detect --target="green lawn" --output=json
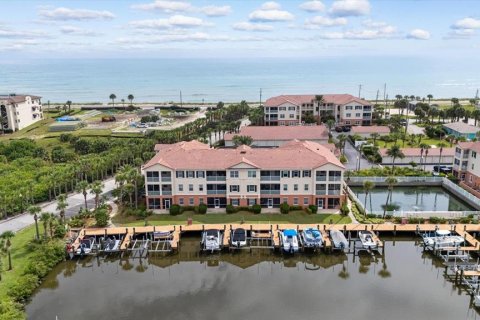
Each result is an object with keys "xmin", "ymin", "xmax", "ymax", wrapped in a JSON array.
[
  {"xmin": 0, "ymin": 226, "xmax": 36, "ymax": 299},
  {"xmin": 113, "ymin": 210, "xmax": 352, "ymax": 227},
  {"xmin": 371, "ymin": 137, "xmax": 449, "ymax": 148}
]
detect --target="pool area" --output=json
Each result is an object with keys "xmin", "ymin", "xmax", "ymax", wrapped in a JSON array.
[{"xmin": 351, "ymin": 186, "xmax": 475, "ymax": 213}]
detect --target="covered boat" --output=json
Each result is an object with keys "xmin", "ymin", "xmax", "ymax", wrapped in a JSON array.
[
  {"xmin": 300, "ymin": 228, "xmax": 323, "ymax": 249},
  {"xmin": 279, "ymin": 229, "xmax": 299, "ymax": 253},
  {"xmin": 358, "ymin": 231, "xmax": 378, "ymax": 250},
  {"xmin": 422, "ymin": 230, "xmax": 464, "ymax": 249},
  {"xmin": 201, "ymin": 229, "xmax": 223, "ymax": 252},
  {"xmin": 76, "ymin": 237, "xmax": 96, "ymax": 255},
  {"xmin": 330, "ymin": 229, "xmax": 348, "ymax": 251},
  {"xmin": 230, "ymin": 228, "xmax": 247, "ymax": 248},
  {"xmin": 103, "ymin": 236, "xmax": 121, "ymax": 253}
]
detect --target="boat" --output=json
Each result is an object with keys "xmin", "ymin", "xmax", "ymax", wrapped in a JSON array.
[
  {"xmin": 76, "ymin": 237, "xmax": 96, "ymax": 255},
  {"xmin": 230, "ymin": 228, "xmax": 247, "ymax": 248},
  {"xmin": 422, "ymin": 230, "xmax": 464, "ymax": 249},
  {"xmin": 279, "ymin": 229, "xmax": 299, "ymax": 253},
  {"xmin": 300, "ymin": 228, "xmax": 323, "ymax": 249},
  {"xmin": 358, "ymin": 231, "xmax": 378, "ymax": 250},
  {"xmin": 201, "ymin": 229, "xmax": 223, "ymax": 252},
  {"xmin": 330, "ymin": 229, "xmax": 348, "ymax": 251},
  {"xmin": 103, "ymin": 236, "xmax": 121, "ymax": 253}
]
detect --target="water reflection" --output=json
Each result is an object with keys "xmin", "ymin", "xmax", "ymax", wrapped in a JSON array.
[{"xmin": 26, "ymin": 236, "xmax": 480, "ymax": 320}]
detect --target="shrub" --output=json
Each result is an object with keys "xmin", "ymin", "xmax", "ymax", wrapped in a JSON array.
[
  {"xmin": 340, "ymin": 154, "xmax": 347, "ymax": 164},
  {"xmin": 308, "ymin": 205, "xmax": 318, "ymax": 214},
  {"xmin": 95, "ymin": 208, "xmax": 109, "ymax": 227},
  {"xmin": 198, "ymin": 203, "xmax": 207, "ymax": 214},
  {"xmin": 408, "ymin": 217, "xmax": 425, "ymax": 224},
  {"xmin": 280, "ymin": 202, "xmax": 290, "ymax": 214},
  {"xmin": 290, "ymin": 205, "xmax": 302, "ymax": 211},
  {"xmin": 68, "ymin": 217, "xmax": 84, "ymax": 228},
  {"xmin": 226, "ymin": 204, "xmax": 236, "ymax": 214},
  {"xmin": 54, "ymin": 224, "xmax": 67, "ymax": 238},
  {"xmin": 428, "ymin": 216, "xmax": 447, "ymax": 224},
  {"xmin": 59, "ymin": 133, "xmax": 73, "ymax": 142},
  {"xmin": 169, "ymin": 204, "xmax": 181, "ymax": 215},
  {"xmin": 340, "ymin": 202, "xmax": 350, "ymax": 215},
  {"xmin": 0, "ymin": 299, "xmax": 24, "ymax": 320},
  {"xmin": 252, "ymin": 204, "xmax": 261, "ymax": 214},
  {"xmin": 8, "ymin": 274, "xmax": 39, "ymax": 302}
]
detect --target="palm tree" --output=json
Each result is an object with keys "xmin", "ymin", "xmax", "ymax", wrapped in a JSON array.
[
  {"xmin": 437, "ymin": 142, "xmax": 447, "ymax": 170},
  {"xmin": 121, "ymin": 99, "xmax": 125, "ymax": 109},
  {"xmin": 383, "ymin": 176, "xmax": 397, "ymax": 217},
  {"xmin": 232, "ymin": 135, "xmax": 253, "ymax": 146},
  {"xmin": 56, "ymin": 194, "xmax": 68, "ymax": 224},
  {"xmin": 386, "ymin": 145, "xmax": 405, "ymax": 174},
  {"xmin": 109, "ymin": 94, "xmax": 117, "ymax": 107},
  {"xmin": 337, "ymin": 134, "xmax": 347, "ymax": 155},
  {"xmin": 90, "ymin": 181, "xmax": 104, "ymax": 210},
  {"xmin": 370, "ymin": 133, "xmax": 380, "ymax": 145},
  {"xmin": 128, "ymin": 94, "xmax": 134, "ymax": 108},
  {"xmin": 0, "ymin": 231, "xmax": 15, "ymax": 270},
  {"xmin": 39, "ymin": 212, "xmax": 51, "ymax": 239},
  {"xmin": 315, "ymin": 95, "xmax": 324, "ymax": 124},
  {"xmin": 326, "ymin": 119, "xmax": 335, "ymax": 132},
  {"xmin": 423, "ymin": 145, "xmax": 431, "ymax": 171},
  {"xmin": 427, "ymin": 94, "xmax": 433, "ymax": 104},
  {"xmin": 75, "ymin": 180, "xmax": 90, "ymax": 210},
  {"xmin": 362, "ymin": 180, "xmax": 374, "ymax": 218},
  {"xmin": 27, "ymin": 205, "xmax": 41, "ymax": 240},
  {"xmin": 66, "ymin": 100, "xmax": 72, "ymax": 113}
]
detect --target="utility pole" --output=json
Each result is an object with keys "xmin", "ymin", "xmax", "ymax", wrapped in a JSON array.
[
  {"xmin": 383, "ymin": 83, "xmax": 386, "ymax": 102},
  {"xmin": 475, "ymin": 89, "xmax": 479, "ymax": 106},
  {"xmin": 358, "ymin": 84, "xmax": 362, "ymax": 98},
  {"xmin": 375, "ymin": 89, "xmax": 379, "ymax": 106},
  {"xmin": 259, "ymin": 88, "xmax": 262, "ymax": 106},
  {"xmin": 180, "ymin": 90, "xmax": 183, "ymax": 108}
]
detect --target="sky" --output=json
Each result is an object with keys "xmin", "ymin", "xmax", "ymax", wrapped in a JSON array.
[{"xmin": 0, "ymin": 0, "xmax": 479, "ymax": 59}]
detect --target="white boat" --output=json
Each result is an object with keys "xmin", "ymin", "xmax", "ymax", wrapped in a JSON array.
[
  {"xmin": 330, "ymin": 229, "xmax": 348, "ymax": 251},
  {"xmin": 201, "ymin": 229, "xmax": 223, "ymax": 252},
  {"xmin": 103, "ymin": 236, "xmax": 121, "ymax": 252},
  {"xmin": 76, "ymin": 237, "xmax": 95, "ymax": 255},
  {"xmin": 475, "ymin": 295, "xmax": 480, "ymax": 308},
  {"xmin": 358, "ymin": 231, "xmax": 378, "ymax": 250},
  {"xmin": 422, "ymin": 230, "xmax": 464, "ymax": 249},
  {"xmin": 300, "ymin": 228, "xmax": 323, "ymax": 249},
  {"xmin": 230, "ymin": 228, "xmax": 247, "ymax": 248},
  {"xmin": 279, "ymin": 229, "xmax": 299, "ymax": 253}
]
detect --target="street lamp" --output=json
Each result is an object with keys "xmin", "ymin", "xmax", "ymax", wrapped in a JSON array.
[{"xmin": 356, "ymin": 155, "xmax": 360, "ymax": 171}]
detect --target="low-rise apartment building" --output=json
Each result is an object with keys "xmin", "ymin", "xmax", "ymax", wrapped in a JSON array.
[
  {"xmin": 224, "ymin": 125, "xmax": 329, "ymax": 147},
  {"xmin": 0, "ymin": 94, "xmax": 43, "ymax": 131},
  {"xmin": 143, "ymin": 140, "xmax": 345, "ymax": 211},
  {"xmin": 263, "ymin": 94, "xmax": 372, "ymax": 127},
  {"xmin": 453, "ymin": 142, "xmax": 480, "ymax": 193}
]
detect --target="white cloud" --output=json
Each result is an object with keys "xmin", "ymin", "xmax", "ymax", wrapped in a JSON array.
[
  {"xmin": 261, "ymin": 2, "xmax": 282, "ymax": 10},
  {"xmin": 305, "ymin": 16, "xmax": 347, "ymax": 28},
  {"xmin": 445, "ymin": 28, "xmax": 475, "ymax": 39},
  {"xmin": 200, "ymin": 5, "xmax": 231, "ymax": 17},
  {"xmin": 39, "ymin": 7, "xmax": 115, "ymax": 21},
  {"xmin": 115, "ymin": 32, "xmax": 231, "ymax": 43},
  {"xmin": 129, "ymin": 15, "xmax": 212, "ymax": 29},
  {"xmin": 407, "ymin": 29, "xmax": 430, "ymax": 40},
  {"xmin": 249, "ymin": 3, "xmax": 294, "ymax": 22},
  {"xmin": 299, "ymin": 1, "xmax": 325, "ymax": 12},
  {"xmin": 362, "ymin": 19, "xmax": 387, "ymax": 28},
  {"xmin": 0, "ymin": 25, "xmax": 48, "ymax": 39},
  {"xmin": 60, "ymin": 26, "xmax": 100, "ymax": 36},
  {"xmin": 318, "ymin": 25, "xmax": 396, "ymax": 40},
  {"xmin": 232, "ymin": 22, "xmax": 274, "ymax": 32},
  {"xmin": 131, "ymin": 1, "xmax": 192, "ymax": 13},
  {"xmin": 329, "ymin": 0, "xmax": 370, "ymax": 17},
  {"xmin": 451, "ymin": 17, "xmax": 480, "ymax": 29}
]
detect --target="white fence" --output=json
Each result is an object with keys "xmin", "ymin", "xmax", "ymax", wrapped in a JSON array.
[{"xmin": 347, "ymin": 176, "xmax": 444, "ymax": 184}]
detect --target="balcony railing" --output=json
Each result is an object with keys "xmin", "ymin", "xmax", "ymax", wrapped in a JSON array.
[
  {"xmin": 260, "ymin": 176, "xmax": 280, "ymax": 181},
  {"xmin": 207, "ymin": 190, "xmax": 227, "ymax": 195},
  {"xmin": 260, "ymin": 190, "xmax": 281, "ymax": 195},
  {"xmin": 328, "ymin": 176, "xmax": 342, "ymax": 182},
  {"xmin": 161, "ymin": 177, "xmax": 171, "ymax": 182},
  {"xmin": 206, "ymin": 176, "xmax": 226, "ymax": 181},
  {"xmin": 461, "ymin": 166, "xmax": 468, "ymax": 171},
  {"xmin": 455, "ymin": 153, "xmax": 462, "ymax": 158},
  {"xmin": 162, "ymin": 191, "xmax": 172, "ymax": 195},
  {"xmin": 328, "ymin": 190, "xmax": 341, "ymax": 195},
  {"xmin": 147, "ymin": 177, "xmax": 160, "ymax": 182},
  {"xmin": 147, "ymin": 191, "xmax": 160, "ymax": 196},
  {"xmin": 316, "ymin": 176, "xmax": 327, "ymax": 181},
  {"xmin": 315, "ymin": 190, "xmax": 327, "ymax": 195}
]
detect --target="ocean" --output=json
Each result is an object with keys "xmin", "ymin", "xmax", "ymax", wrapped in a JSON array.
[{"xmin": 0, "ymin": 57, "xmax": 479, "ymax": 103}]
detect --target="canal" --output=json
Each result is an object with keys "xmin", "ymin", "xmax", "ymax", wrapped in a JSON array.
[
  {"xmin": 26, "ymin": 236, "xmax": 479, "ymax": 320},
  {"xmin": 351, "ymin": 186, "xmax": 475, "ymax": 212}
]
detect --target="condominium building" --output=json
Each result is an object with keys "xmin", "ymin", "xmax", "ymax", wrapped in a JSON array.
[
  {"xmin": 263, "ymin": 94, "xmax": 372, "ymax": 126},
  {"xmin": 0, "ymin": 94, "xmax": 43, "ymax": 131},
  {"xmin": 453, "ymin": 142, "xmax": 480, "ymax": 194},
  {"xmin": 143, "ymin": 140, "xmax": 345, "ymax": 211}
]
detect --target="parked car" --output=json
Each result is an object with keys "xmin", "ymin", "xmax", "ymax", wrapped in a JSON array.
[
  {"xmin": 342, "ymin": 126, "xmax": 351, "ymax": 132},
  {"xmin": 136, "ymin": 123, "xmax": 148, "ymax": 128},
  {"xmin": 335, "ymin": 126, "xmax": 343, "ymax": 132}
]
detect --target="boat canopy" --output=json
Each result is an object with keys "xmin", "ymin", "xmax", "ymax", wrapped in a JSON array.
[
  {"xmin": 436, "ymin": 230, "xmax": 451, "ymax": 236},
  {"xmin": 283, "ymin": 229, "xmax": 297, "ymax": 236},
  {"xmin": 306, "ymin": 228, "xmax": 321, "ymax": 238}
]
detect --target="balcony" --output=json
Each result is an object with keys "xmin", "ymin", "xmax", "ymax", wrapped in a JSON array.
[
  {"xmin": 315, "ymin": 190, "xmax": 327, "ymax": 195},
  {"xmin": 162, "ymin": 191, "xmax": 172, "ymax": 195},
  {"xmin": 328, "ymin": 190, "xmax": 341, "ymax": 195},
  {"xmin": 316, "ymin": 176, "xmax": 327, "ymax": 182},
  {"xmin": 328, "ymin": 176, "xmax": 342, "ymax": 182},
  {"xmin": 147, "ymin": 191, "xmax": 160, "ymax": 196},
  {"xmin": 206, "ymin": 176, "xmax": 226, "ymax": 181},
  {"xmin": 461, "ymin": 165, "xmax": 468, "ymax": 171},
  {"xmin": 455, "ymin": 153, "xmax": 462, "ymax": 158},
  {"xmin": 260, "ymin": 176, "xmax": 280, "ymax": 181},
  {"xmin": 260, "ymin": 190, "xmax": 281, "ymax": 195},
  {"xmin": 147, "ymin": 177, "xmax": 160, "ymax": 182},
  {"xmin": 207, "ymin": 190, "xmax": 227, "ymax": 195}
]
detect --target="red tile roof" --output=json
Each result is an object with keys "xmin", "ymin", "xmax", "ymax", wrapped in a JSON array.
[
  {"xmin": 351, "ymin": 126, "xmax": 390, "ymax": 134},
  {"xmin": 264, "ymin": 94, "xmax": 370, "ymax": 107},
  {"xmin": 145, "ymin": 140, "xmax": 344, "ymax": 170},
  {"xmin": 458, "ymin": 141, "xmax": 480, "ymax": 153},
  {"xmin": 0, "ymin": 94, "xmax": 41, "ymax": 104},
  {"xmin": 379, "ymin": 147, "xmax": 455, "ymax": 157},
  {"xmin": 224, "ymin": 125, "xmax": 328, "ymax": 142}
]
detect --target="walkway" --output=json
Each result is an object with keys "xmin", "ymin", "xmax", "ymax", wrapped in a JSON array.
[{"xmin": 0, "ymin": 178, "xmax": 117, "ymax": 234}]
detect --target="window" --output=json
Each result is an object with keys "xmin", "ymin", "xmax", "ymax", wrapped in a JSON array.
[
  {"xmin": 355, "ymin": 106, "xmax": 362, "ymax": 110},
  {"xmin": 288, "ymin": 106, "xmax": 296, "ymax": 111},
  {"xmin": 248, "ymin": 198, "xmax": 256, "ymax": 206},
  {"xmin": 282, "ymin": 170, "xmax": 290, "ymax": 178},
  {"xmin": 231, "ymin": 199, "xmax": 239, "ymax": 206},
  {"xmin": 196, "ymin": 171, "xmax": 205, "ymax": 178},
  {"xmin": 472, "ymin": 164, "xmax": 475, "ymax": 170},
  {"xmin": 328, "ymin": 184, "xmax": 341, "ymax": 195},
  {"xmin": 199, "ymin": 198, "xmax": 204, "ymax": 204},
  {"xmin": 302, "ymin": 170, "xmax": 311, "ymax": 177},
  {"xmin": 316, "ymin": 171, "xmax": 327, "ymax": 181},
  {"xmin": 293, "ymin": 198, "xmax": 298, "ymax": 205},
  {"xmin": 346, "ymin": 113, "xmax": 351, "ymax": 117},
  {"xmin": 188, "ymin": 184, "xmax": 193, "ymax": 191},
  {"xmin": 279, "ymin": 107, "xmax": 286, "ymax": 111},
  {"xmin": 289, "ymin": 114, "xmax": 294, "ymax": 118},
  {"xmin": 454, "ymin": 159, "xmax": 460, "ymax": 165},
  {"xmin": 248, "ymin": 170, "xmax": 257, "ymax": 178},
  {"xmin": 148, "ymin": 198, "xmax": 161, "ymax": 210},
  {"xmin": 176, "ymin": 171, "xmax": 184, "ymax": 178},
  {"xmin": 199, "ymin": 184, "xmax": 204, "ymax": 191},
  {"xmin": 230, "ymin": 170, "xmax": 239, "ymax": 178},
  {"xmin": 470, "ymin": 175, "xmax": 473, "ymax": 182},
  {"xmin": 294, "ymin": 184, "xmax": 298, "ymax": 191},
  {"xmin": 283, "ymin": 184, "xmax": 288, "ymax": 191},
  {"xmin": 179, "ymin": 198, "xmax": 184, "ymax": 205},
  {"xmin": 230, "ymin": 185, "xmax": 240, "ymax": 192},
  {"xmin": 283, "ymin": 198, "xmax": 288, "ymax": 203},
  {"xmin": 247, "ymin": 185, "xmax": 257, "ymax": 192},
  {"xmin": 187, "ymin": 171, "xmax": 195, "ymax": 178},
  {"xmin": 345, "ymin": 121, "xmax": 351, "ymax": 125},
  {"xmin": 280, "ymin": 114, "xmax": 285, "ymax": 119},
  {"xmin": 303, "ymin": 197, "xmax": 309, "ymax": 205},
  {"xmin": 473, "ymin": 151, "xmax": 477, "ymax": 159},
  {"xmin": 304, "ymin": 184, "xmax": 309, "ymax": 191},
  {"xmin": 178, "ymin": 184, "xmax": 184, "ymax": 191},
  {"xmin": 292, "ymin": 170, "xmax": 300, "ymax": 178},
  {"xmin": 345, "ymin": 106, "xmax": 353, "ymax": 110},
  {"xmin": 189, "ymin": 198, "xmax": 194, "ymax": 205},
  {"xmin": 329, "ymin": 171, "xmax": 342, "ymax": 181},
  {"xmin": 455, "ymin": 147, "xmax": 461, "ymax": 153},
  {"xmin": 355, "ymin": 113, "xmax": 361, "ymax": 117},
  {"xmin": 146, "ymin": 171, "xmax": 159, "ymax": 182},
  {"xmin": 355, "ymin": 121, "xmax": 360, "ymax": 125}
]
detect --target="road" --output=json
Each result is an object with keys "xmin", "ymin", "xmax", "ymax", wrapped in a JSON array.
[
  {"xmin": 0, "ymin": 178, "xmax": 117, "ymax": 234},
  {"xmin": 331, "ymin": 131, "xmax": 375, "ymax": 171}
]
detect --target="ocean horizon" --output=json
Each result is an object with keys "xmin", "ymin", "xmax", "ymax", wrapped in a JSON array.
[{"xmin": 1, "ymin": 57, "xmax": 479, "ymax": 104}]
